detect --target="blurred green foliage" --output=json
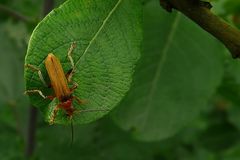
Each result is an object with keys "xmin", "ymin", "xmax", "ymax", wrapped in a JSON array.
[
  {"xmin": 1, "ymin": 0, "xmax": 240, "ymax": 159},
  {"xmin": 113, "ymin": 1, "xmax": 224, "ymax": 141}
]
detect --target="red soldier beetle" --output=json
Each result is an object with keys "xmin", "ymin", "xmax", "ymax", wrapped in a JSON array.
[{"xmin": 25, "ymin": 42, "xmax": 109, "ymax": 125}]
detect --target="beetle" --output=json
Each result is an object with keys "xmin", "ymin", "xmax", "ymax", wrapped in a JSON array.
[{"xmin": 25, "ymin": 42, "xmax": 108, "ymax": 124}]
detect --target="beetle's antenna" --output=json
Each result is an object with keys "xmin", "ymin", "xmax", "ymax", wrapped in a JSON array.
[
  {"xmin": 70, "ymin": 119, "xmax": 74, "ymax": 147},
  {"xmin": 77, "ymin": 108, "xmax": 110, "ymax": 113}
]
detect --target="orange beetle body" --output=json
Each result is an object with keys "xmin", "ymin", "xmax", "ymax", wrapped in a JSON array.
[{"xmin": 45, "ymin": 53, "xmax": 75, "ymax": 118}]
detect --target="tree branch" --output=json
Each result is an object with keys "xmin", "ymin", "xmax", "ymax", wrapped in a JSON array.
[
  {"xmin": 0, "ymin": 4, "xmax": 33, "ymax": 23},
  {"xmin": 160, "ymin": 0, "xmax": 240, "ymax": 58},
  {"xmin": 25, "ymin": 106, "xmax": 38, "ymax": 158},
  {"xmin": 43, "ymin": 0, "xmax": 54, "ymax": 16}
]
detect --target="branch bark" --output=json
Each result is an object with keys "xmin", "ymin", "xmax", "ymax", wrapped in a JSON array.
[{"xmin": 160, "ymin": 0, "xmax": 240, "ymax": 58}]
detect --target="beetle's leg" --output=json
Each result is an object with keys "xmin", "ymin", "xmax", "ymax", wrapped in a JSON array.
[
  {"xmin": 73, "ymin": 96, "xmax": 87, "ymax": 105},
  {"xmin": 67, "ymin": 42, "xmax": 77, "ymax": 69},
  {"xmin": 24, "ymin": 90, "xmax": 47, "ymax": 99},
  {"xmin": 24, "ymin": 90, "xmax": 55, "ymax": 100},
  {"xmin": 49, "ymin": 104, "xmax": 61, "ymax": 125},
  {"xmin": 46, "ymin": 95, "xmax": 55, "ymax": 100},
  {"xmin": 66, "ymin": 42, "xmax": 77, "ymax": 82},
  {"xmin": 65, "ymin": 69, "xmax": 73, "ymax": 83},
  {"xmin": 70, "ymin": 82, "xmax": 78, "ymax": 92},
  {"xmin": 25, "ymin": 64, "xmax": 48, "ymax": 87}
]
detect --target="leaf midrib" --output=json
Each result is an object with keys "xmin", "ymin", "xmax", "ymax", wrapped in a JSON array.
[
  {"xmin": 74, "ymin": 0, "xmax": 122, "ymax": 68},
  {"xmin": 28, "ymin": 0, "xmax": 122, "ymax": 83},
  {"xmin": 141, "ymin": 13, "xmax": 181, "ymax": 129}
]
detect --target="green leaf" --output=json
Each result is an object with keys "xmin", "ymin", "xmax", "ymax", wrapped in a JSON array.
[
  {"xmin": 222, "ymin": 144, "xmax": 240, "ymax": 160},
  {"xmin": 24, "ymin": 0, "xmax": 142, "ymax": 124},
  {"xmin": 223, "ymin": 0, "xmax": 240, "ymax": 14},
  {"xmin": 112, "ymin": 0, "xmax": 225, "ymax": 141},
  {"xmin": 218, "ymin": 57, "xmax": 240, "ymax": 129},
  {"xmin": 217, "ymin": 57, "xmax": 240, "ymax": 105}
]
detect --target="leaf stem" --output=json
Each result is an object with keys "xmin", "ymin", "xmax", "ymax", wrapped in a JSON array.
[{"xmin": 160, "ymin": 0, "xmax": 240, "ymax": 58}]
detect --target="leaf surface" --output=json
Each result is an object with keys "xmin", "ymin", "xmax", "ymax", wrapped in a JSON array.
[{"xmin": 24, "ymin": 0, "xmax": 142, "ymax": 124}]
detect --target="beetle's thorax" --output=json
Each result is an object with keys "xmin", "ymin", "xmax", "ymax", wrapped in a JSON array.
[
  {"xmin": 60, "ymin": 99, "xmax": 75, "ymax": 116},
  {"xmin": 61, "ymin": 98, "xmax": 73, "ymax": 109}
]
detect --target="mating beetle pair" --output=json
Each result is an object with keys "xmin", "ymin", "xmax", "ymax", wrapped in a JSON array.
[{"xmin": 25, "ymin": 42, "xmax": 108, "ymax": 124}]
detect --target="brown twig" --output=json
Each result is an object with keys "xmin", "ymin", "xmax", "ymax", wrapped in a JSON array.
[
  {"xmin": 0, "ymin": 4, "xmax": 33, "ymax": 23},
  {"xmin": 160, "ymin": 0, "xmax": 240, "ymax": 58},
  {"xmin": 43, "ymin": 0, "xmax": 54, "ymax": 16},
  {"xmin": 25, "ymin": 106, "xmax": 38, "ymax": 158}
]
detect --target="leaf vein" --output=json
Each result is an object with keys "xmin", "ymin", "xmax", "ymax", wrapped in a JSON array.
[
  {"xmin": 74, "ymin": 0, "xmax": 122, "ymax": 68},
  {"xmin": 141, "ymin": 13, "xmax": 181, "ymax": 129}
]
